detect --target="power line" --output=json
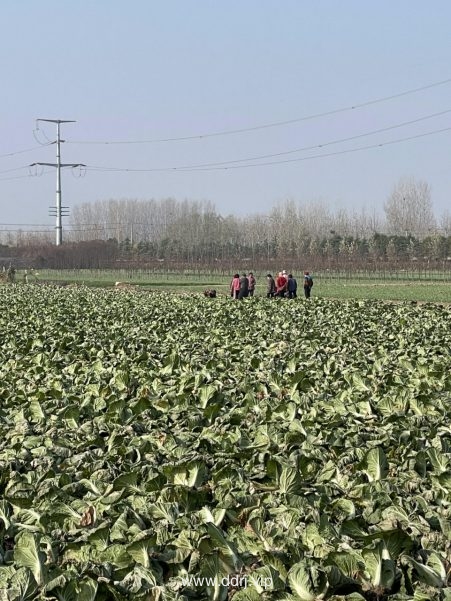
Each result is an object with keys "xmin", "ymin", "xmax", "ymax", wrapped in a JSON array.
[
  {"xmin": 0, "ymin": 223, "xmax": 54, "ymax": 227},
  {"xmin": 90, "ymin": 108, "xmax": 451, "ymax": 171},
  {"xmin": 182, "ymin": 126, "xmax": 451, "ymax": 171},
  {"xmin": 0, "ymin": 229, "xmax": 55, "ymax": 234},
  {"xmin": 84, "ymin": 124, "xmax": 451, "ymax": 174},
  {"xmin": 0, "ymin": 166, "xmax": 29, "ymax": 176},
  {"xmin": 66, "ymin": 75, "xmax": 451, "ymax": 144},
  {"xmin": 185, "ymin": 108, "xmax": 451, "ymax": 169},
  {"xmin": 0, "ymin": 222, "xmax": 153, "ymax": 229},
  {"xmin": 9, "ymin": 102, "xmax": 444, "ymax": 174},
  {"xmin": 0, "ymin": 170, "xmax": 69, "ymax": 183},
  {"xmin": 0, "ymin": 143, "xmax": 52, "ymax": 159},
  {"xmin": 0, "ymin": 164, "xmax": 74, "ymax": 177}
]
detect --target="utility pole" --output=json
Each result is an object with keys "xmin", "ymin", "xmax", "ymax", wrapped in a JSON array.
[{"xmin": 31, "ymin": 119, "xmax": 85, "ymax": 246}]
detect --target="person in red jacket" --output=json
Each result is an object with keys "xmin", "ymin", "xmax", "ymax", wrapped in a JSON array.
[
  {"xmin": 275, "ymin": 271, "xmax": 288, "ymax": 297},
  {"xmin": 230, "ymin": 273, "xmax": 240, "ymax": 299}
]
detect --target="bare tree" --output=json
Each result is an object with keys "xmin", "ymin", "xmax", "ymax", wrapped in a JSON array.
[
  {"xmin": 384, "ymin": 177, "xmax": 435, "ymax": 238},
  {"xmin": 298, "ymin": 199, "xmax": 332, "ymax": 239},
  {"xmin": 440, "ymin": 211, "xmax": 451, "ymax": 236}
]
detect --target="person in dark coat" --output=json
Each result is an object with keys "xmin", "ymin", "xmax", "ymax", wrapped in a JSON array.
[
  {"xmin": 248, "ymin": 272, "xmax": 256, "ymax": 297},
  {"xmin": 287, "ymin": 274, "xmax": 297, "ymax": 298},
  {"xmin": 303, "ymin": 271, "xmax": 313, "ymax": 298},
  {"xmin": 266, "ymin": 274, "xmax": 276, "ymax": 298},
  {"xmin": 238, "ymin": 273, "xmax": 249, "ymax": 299}
]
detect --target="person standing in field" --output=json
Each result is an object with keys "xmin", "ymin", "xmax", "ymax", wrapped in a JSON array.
[
  {"xmin": 303, "ymin": 271, "xmax": 313, "ymax": 298},
  {"xmin": 6, "ymin": 265, "xmax": 16, "ymax": 283},
  {"xmin": 287, "ymin": 273, "xmax": 297, "ymax": 298},
  {"xmin": 248, "ymin": 272, "xmax": 256, "ymax": 297},
  {"xmin": 238, "ymin": 273, "xmax": 249, "ymax": 299},
  {"xmin": 230, "ymin": 273, "xmax": 240, "ymax": 299},
  {"xmin": 275, "ymin": 271, "xmax": 288, "ymax": 297},
  {"xmin": 266, "ymin": 274, "xmax": 276, "ymax": 298}
]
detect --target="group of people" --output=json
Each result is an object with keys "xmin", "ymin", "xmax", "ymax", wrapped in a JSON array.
[
  {"xmin": 230, "ymin": 272, "xmax": 256, "ymax": 299},
  {"xmin": 1, "ymin": 265, "xmax": 16, "ymax": 283},
  {"xmin": 266, "ymin": 270, "xmax": 313, "ymax": 299},
  {"xmin": 229, "ymin": 270, "xmax": 313, "ymax": 300},
  {"xmin": 0, "ymin": 265, "xmax": 39, "ymax": 284}
]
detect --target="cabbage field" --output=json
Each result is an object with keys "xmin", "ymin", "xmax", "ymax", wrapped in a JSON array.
[{"xmin": 0, "ymin": 286, "xmax": 450, "ymax": 601}]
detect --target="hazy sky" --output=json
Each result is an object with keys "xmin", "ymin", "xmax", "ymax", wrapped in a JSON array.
[{"xmin": 1, "ymin": 1, "xmax": 451, "ymax": 235}]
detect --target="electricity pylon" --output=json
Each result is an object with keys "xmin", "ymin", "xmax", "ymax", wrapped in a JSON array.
[{"xmin": 31, "ymin": 119, "xmax": 85, "ymax": 246}]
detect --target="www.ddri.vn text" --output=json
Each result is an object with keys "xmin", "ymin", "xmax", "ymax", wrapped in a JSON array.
[{"xmin": 181, "ymin": 575, "xmax": 273, "ymax": 589}]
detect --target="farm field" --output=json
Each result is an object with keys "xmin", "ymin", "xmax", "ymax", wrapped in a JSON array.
[
  {"xmin": 23, "ymin": 269, "xmax": 451, "ymax": 303},
  {"xmin": 0, "ymin": 287, "xmax": 451, "ymax": 600},
  {"xmin": 319, "ymin": 281, "xmax": 451, "ymax": 303}
]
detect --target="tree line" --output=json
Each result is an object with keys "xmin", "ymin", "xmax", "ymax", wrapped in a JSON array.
[{"xmin": 1, "ymin": 177, "xmax": 451, "ymax": 271}]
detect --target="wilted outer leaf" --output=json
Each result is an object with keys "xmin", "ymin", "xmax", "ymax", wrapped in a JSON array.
[
  {"xmin": 287, "ymin": 561, "xmax": 328, "ymax": 601},
  {"xmin": 362, "ymin": 541, "xmax": 395, "ymax": 590},
  {"xmin": 363, "ymin": 447, "xmax": 388, "ymax": 481},
  {"xmin": 14, "ymin": 532, "xmax": 45, "ymax": 586}
]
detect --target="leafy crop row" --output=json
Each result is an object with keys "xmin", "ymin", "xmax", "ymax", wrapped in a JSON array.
[{"xmin": 0, "ymin": 286, "xmax": 450, "ymax": 600}]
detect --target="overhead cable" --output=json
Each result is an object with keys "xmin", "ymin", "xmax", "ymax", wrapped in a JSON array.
[
  {"xmin": 66, "ymin": 76, "xmax": 451, "ymax": 144},
  {"xmin": 183, "ymin": 126, "xmax": 451, "ymax": 171},
  {"xmin": 0, "ymin": 168, "xmax": 55, "ymax": 182},
  {"xmin": 0, "ymin": 143, "xmax": 52, "ymax": 159},
  {"xmin": 84, "ymin": 125, "xmax": 451, "ymax": 173},
  {"xmin": 89, "ymin": 108, "xmax": 451, "ymax": 170}
]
